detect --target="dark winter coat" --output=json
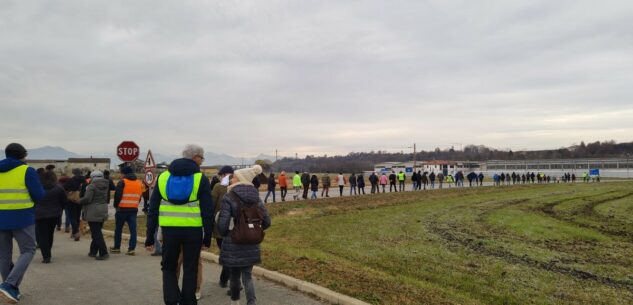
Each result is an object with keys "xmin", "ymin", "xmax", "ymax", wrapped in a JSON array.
[
  {"xmin": 145, "ymin": 158, "xmax": 214, "ymax": 248},
  {"xmin": 429, "ymin": 172, "xmax": 436, "ymax": 182},
  {"xmin": 218, "ymin": 184, "xmax": 271, "ymax": 267},
  {"xmin": 267, "ymin": 176, "xmax": 276, "ymax": 191},
  {"xmin": 310, "ymin": 175, "xmax": 319, "ymax": 191},
  {"xmin": 349, "ymin": 174, "xmax": 357, "ymax": 186},
  {"xmin": 389, "ymin": 173, "xmax": 397, "ymax": 183},
  {"xmin": 35, "ymin": 179, "xmax": 66, "ymax": 220},
  {"xmin": 356, "ymin": 175, "xmax": 365, "ymax": 188},
  {"xmin": 301, "ymin": 173, "xmax": 310, "ymax": 187},
  {"xmin": 368, "ymin": 173, "xmax": 378, "ymax": 184}
]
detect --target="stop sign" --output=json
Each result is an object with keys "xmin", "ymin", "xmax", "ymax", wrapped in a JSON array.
[{"xmin": 117, "ymin": 141, "xmax": 140, "ymax": 162}]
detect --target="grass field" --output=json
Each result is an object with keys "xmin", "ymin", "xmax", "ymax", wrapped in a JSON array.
[{"xmin": 110, "ymin": 182, "xmax": 633, "ymax": 305}]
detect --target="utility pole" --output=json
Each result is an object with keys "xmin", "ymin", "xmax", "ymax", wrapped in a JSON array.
[
  {"xmin": 275, "ymin": 149, "xmax": 278, "ymax": 162},
  {"xmin": 413, "ymin": 143, "xmax": 417, "ymax": 170},
  {"xmin": 295, "ymin": 152, "xmax": 298, "ymax": 160}
]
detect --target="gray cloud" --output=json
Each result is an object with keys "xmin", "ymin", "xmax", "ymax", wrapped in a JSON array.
[{"xmin": 1, "ymin": 0, "xmax": 633, "ymax": 158}]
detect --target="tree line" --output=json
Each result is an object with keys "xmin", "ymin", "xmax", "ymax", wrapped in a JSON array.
[{"xmin": 269, "ymin": 140, "xmax": 633, "ymax": 173}]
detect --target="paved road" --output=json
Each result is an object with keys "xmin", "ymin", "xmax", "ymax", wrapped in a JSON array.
[{"xmin": 13, "ymin": 231, "xmax": 325, "ymax": 305}]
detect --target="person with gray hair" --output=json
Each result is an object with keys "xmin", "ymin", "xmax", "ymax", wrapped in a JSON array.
[
  {"xmin": 146, "ymin": 144, "xmax": 213, "ymax": 305},
  {"xmin": 182, "ymin": 144, "xmax": 205, "ymax": 162}
]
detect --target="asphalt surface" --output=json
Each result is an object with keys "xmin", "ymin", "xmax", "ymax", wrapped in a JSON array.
[{"xmin": 12, "ymin": 231, "xmax": 325, "ymax": 305}]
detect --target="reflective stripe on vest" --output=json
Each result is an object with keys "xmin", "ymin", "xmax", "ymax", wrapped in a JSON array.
[
  {"xmin": 119, "ymin": 178, "xmax": 143, "ymax": 208},
  {"xmin": 0, "ymin": 165, "xmax": 34, "ymax": 210},
  {"xmin": 157, "ymin": 171, "xmax": 203, "ymax": 227}
]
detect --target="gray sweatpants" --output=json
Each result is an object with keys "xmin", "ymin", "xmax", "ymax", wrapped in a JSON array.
[{"xmin": 0, "ymin": 224, "xmax": 36, "ymax": 288}]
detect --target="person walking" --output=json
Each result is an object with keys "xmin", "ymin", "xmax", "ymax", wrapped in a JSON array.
[
  {"xmin": 62, "ymin": 168, "xmax": 86, "ymax": 241},
  {"xmin": 429, "ymin": 172, "xmax": 436, "ymax": 189},
  {"xmin": 278, "ymin": 171, "xmax": 287, "ymax": 202},
  {"xmin": 348, "ymin": 173, "xmax": 357, "ymax": 196},
  {"xmin": 310, "ymin": 175, "xmax": 319, "ymax": 199},
  {"xmin": 300, "ymin": 171, "xmax": 310, "ymax": 200},
  {"xmin": 110, "ymin": 166, "xmax": 143, "ymax": 256},
  {"xmin": 368, "ymin": 172, "xmax": 378, "ymax": 194},
  {"xmin": 389, "ymin": 171, "xmax": 397, "ymax": 192},
  {"xmin": 397, "ymin": 171, "xmax": 406, "ymax": 192},
  {"xmin": 0, "ymin": 143, "xmax": 45, "ymax": 303},
  {"xmin": 337, "ymin": 172, "xmax": 346, "ymax": 196},
  {"xmin": 263, "ymin": 173, "xmax": 276, "ymax": 204},
  {"xmin": 379, "ymin": 173, "xmax": 388, "ymax": 193},
  {"xmin": 356, "ymin": 174, "xmax": 366, "ymax": 195},
  {"xmin": 320, "ymin": 172, "xmax": 331, "ymax": 197},
  {"xmin": 79, "ymin": 171, "xmax": 111, "ymax": 260},
  {"xmin": 145, "ymin": 144, "xmax": 214, "ymax": 305},
  {"xmin": 478, "ymin": 172, "xmax": 484, "ymax": 186},
  {"xmin": 437, "ymin": 172, "xmax": 444, "ymax": 189},
  {"xmin": 217, "ymin": 165, "xmax": 271, "ymax": 305},
  {"xmin": 292, "ymin": 171, "xmax": 302, "ymax": 201},
  {"xmin": 35, "ymin": 170, "xmax": 66, "ymax": 264},
  {"xmin": 411, "ymin": 171, "xmax": 418, "ymax": 191},
  {"xmin": 211, "ymin": 165, "xmax": 234, "ymax": 289},
  {"xmin": 420, "ymin": 172, "xmax": 428, "ymax": 190}
]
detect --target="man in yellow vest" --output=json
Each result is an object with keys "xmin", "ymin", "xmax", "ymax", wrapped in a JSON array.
[
  {"xmin": 111, "ymin": 166, "xmax": 143, "ymax": 256},
  {"xmin": 145, "ymin": 144, "xmax": 213, "ymax": 305},
  {"xmin": 0, "ymin": 143, "xmax": 45, "ymax": 303}
]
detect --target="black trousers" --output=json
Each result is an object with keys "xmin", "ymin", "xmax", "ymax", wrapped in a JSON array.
[
  {"xmin": 88, "ymin": 221, "xmax": 108, "ymax": 257},
  {"xmin": 216, "ymin": 238, "xmax": 229, "ymax": 284},
  {"xmin": 390, "ymin": 182, "xmax": 397, "ymax": 192},
  {"xmin": 36, "ymin": 217, "xmax": 58, "ymax": 259},
  {"xmin": 162, "ymin": 230, "xmax": 202, "ymax": 305},
  {"xmin": 68, "ymin": 204, "xmax": 82, "ymax": 235},
  {"xmin": 280, "ymin": 187, "xmax": 287, "ymax": 200},
  {"xmin": 302, "ymin": 185, "xmax": 309, "ymax": 199}
]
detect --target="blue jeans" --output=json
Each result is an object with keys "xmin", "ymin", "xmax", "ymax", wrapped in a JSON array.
[
  {"xmin": 264, "ymin": 190, "xmax": 275, "ymax": 202},
  {"xmin": 114, "ymin": 210, "xmax": 137, "ymax": 250},
  {"xmin": 0, "ymin": 225, "xmax": 36, "ymax": 288}
]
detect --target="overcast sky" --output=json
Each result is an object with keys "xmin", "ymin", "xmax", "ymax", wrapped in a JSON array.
[{"xmin": 1, "ymin": 0, "xmax": 632, "ymax": 157}]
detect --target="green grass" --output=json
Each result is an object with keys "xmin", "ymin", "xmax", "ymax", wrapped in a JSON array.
[{"xmin": 110, "ymin": 181, "xmax": 633, "ymax": 305}]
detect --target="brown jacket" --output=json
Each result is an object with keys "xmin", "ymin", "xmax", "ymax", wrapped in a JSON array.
[{"xmin": 211, "ymin": 183, "xmax": 228, "ymax": 239}]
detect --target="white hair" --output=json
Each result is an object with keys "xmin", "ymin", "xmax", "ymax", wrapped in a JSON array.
[{"xmin": 182, "ymin": 144, "xmax": 205, "ymax": 160}]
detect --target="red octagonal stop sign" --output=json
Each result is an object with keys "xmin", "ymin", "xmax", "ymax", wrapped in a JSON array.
[{"xmin": 117, "ymin": 141, "xmax": 140, "ymax": 162}]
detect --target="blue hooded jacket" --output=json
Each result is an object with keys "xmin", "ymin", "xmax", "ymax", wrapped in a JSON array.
[{"xmin": 0, "ymin": 158, "xmax": 46, "ymax": 230}]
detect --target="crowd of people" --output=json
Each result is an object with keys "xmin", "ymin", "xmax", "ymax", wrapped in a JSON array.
[
  {"xmin": 0, "ymin": 143, "xmax": 270, "ymax": 305},
  {"xmin": 0, "ymin": 142, "xmax": 603, "ymax": 305}
]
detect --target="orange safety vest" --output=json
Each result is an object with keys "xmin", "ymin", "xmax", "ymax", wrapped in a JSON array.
[{"xmin": 119, "ymin": 179, "xmax": 143, "ymax": 208}]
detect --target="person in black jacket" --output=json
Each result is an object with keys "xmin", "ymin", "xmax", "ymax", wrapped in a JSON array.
[
  {"xmin": 35, "ymin": 171, "xmax": 67, "ymax": 263},
  {"xmin": 264, "ymin": 173, "xmax": 276, "ymax": 203},
  {"xmin": 356, "ymin": 174, "xmax": 366, "ymax": 195},
  {"xmin": 389, "ymin": 172, "xmax": 397, "ymax": 192},
  {"xmin": 63, "ymin": 168, "xmax": 87, "ymax": 241},
  {"xmin": 301, "ymin": 171, "xmax": 310, "ymax": 200},
  {"xmin": 368, "ymin": 172, "xmax": 378, "ymax": 194},
  {"xmin": 145, "ymin": 145, "xmax": 214, "ymax": 305},
  {"xmin": 310, "ymin": 174, "xmax": 319, "ymax": 199}
]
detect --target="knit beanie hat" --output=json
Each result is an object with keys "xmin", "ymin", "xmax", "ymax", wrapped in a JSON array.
[
  {"xmin": 90, "ymin": 170, "xmax": 104, "ymax": 179},
  {"xmin": 233, "ymin": 165, "xmax": 262, "ymax": 184},
  {"xmin": 5, "ymin": 143, "xmax": 27, "ymax": 159},
  {"xmin": 121, "ymin": 166, "xmax": 133, "ymax": 175}
]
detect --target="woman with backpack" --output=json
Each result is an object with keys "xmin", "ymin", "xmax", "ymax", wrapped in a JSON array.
[{"xmin": 218, "ymin": 165, "xmax": 271, "ymax": 305}]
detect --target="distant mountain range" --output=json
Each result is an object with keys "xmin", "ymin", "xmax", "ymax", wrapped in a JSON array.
[{"xmin": 26, "ymin": 146, "xmax": 277, "ymax": 167}]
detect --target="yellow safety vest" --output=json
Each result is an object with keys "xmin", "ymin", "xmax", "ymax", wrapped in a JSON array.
[
  {"xmin": 0, "ymin": 165, "xmax": 34, "ymax": 210},
  {"xmin": 157, "ymin": 171, "xmax": 203, "ymax": 227},
  {"xmin": 398, "ymin": 173, "xmax": 405, "ymax": 181}
]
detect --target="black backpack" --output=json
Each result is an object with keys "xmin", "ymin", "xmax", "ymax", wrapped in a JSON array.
[{"xmin": 228, "ymin": 192, "xmax": 265, "ymax": 245}]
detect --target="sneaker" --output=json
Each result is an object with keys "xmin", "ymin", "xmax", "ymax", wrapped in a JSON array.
[
  {"xmin": 227, "ymin": 287, "xmax": 243, "ymax": 296},
  {"xmin": 64, "ymin": 227, "xmax": 70, "ymax": 233},
  {"xmin": 126, "ymin": 250, "xmax": 135, "ymax": 256},
  {"xmin": 110, "ymin": 248, "xmax": 121, "ymax": 254},
  {"xmin": 95, "ymin": 254, "xmax": 110, "ymax": 261},
  {"xmin": 0, "ymin": 282, "xmax": 19, "ymax": 304},
  {"xmin": 195, "ymin": 292, "xmax": 201, "ymax": 300},
  {"xmin": 88, "ymin": 253, "xmax": 97, "ymax": 258},
  {"xmin": 42, "ymin": 257, "xmax": 51, "ymax": 264}
]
